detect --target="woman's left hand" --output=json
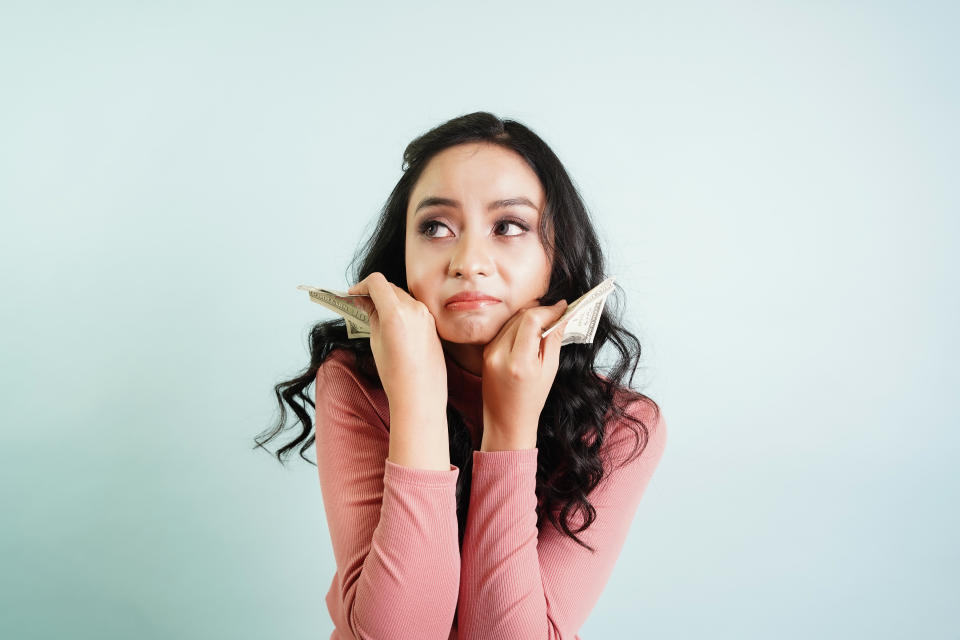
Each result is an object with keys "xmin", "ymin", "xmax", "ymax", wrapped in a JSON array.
[{"xmin": 481, "ymin": 299, "xmax": 569, "ymax": 451}]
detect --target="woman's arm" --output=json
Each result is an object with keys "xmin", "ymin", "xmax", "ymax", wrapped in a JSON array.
[
  {"xmin": 347, "ymin": 272, "xmax": 451, "ymax": 471},
  {"xmin": 456, "ymin": 403, "xmax": 668, "ymax": 639},
  {"xmin": 315, "ymin": 353, "xmax": 460, "ymax": 640}
]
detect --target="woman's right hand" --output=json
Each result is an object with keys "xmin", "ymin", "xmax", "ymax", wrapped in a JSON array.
[{"xmin": 347, "ymin": 272, "xmax": 448, "ymax": 416}]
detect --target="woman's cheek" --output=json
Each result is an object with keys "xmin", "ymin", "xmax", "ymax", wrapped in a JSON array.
[{"xmin": 406, "ymin": 279, "xmax": 434, "ymax": 313}]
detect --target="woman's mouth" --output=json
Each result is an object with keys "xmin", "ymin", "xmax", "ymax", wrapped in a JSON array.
[
  {"xmin": 445, "ymin": 299, "xmax": 500, "ymax": 311},
  {"xmin": 444, "ymin": 291, "xmax": 501, "ymax": 311}
]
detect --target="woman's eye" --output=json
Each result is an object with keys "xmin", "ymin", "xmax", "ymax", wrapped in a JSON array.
[
  {"xmin": 495, "ymin": 219, "xmax": 528, "ymax": 236},
  {"xmin": 419, "ymin": 217, "xmax": 528, "ymax": 238},
  {"xmin": 420, "ymin": 220, "xmax": 453, "ymax": 238}
]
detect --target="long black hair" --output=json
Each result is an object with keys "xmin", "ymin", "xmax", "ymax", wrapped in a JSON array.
[{"xmin": 254, "ymin": 111, "xmax": 660, "ymax": 553}]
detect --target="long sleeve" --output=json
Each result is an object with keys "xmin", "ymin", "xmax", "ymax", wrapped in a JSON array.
[
  {"xmin": 456, "ymin": 401, "xmax": 668, "ymax": 639},
  {"xmin": 314, "ymin": 352, "xmax": 462, "ymax": 640}
]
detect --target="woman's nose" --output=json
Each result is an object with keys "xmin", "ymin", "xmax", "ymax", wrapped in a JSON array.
[{"xmin": 448, "ymin": 234, "xmax": 494, "ymax": 279}]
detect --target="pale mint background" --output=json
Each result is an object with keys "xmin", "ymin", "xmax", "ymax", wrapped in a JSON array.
[{"xmin": 1, "ymin": 1, "xmax": 957, "ymax": 638}]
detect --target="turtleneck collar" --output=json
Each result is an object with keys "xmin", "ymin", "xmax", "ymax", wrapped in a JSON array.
[{"xmin": 443, "ymin": 349, "xmax": 483, "ymax": 446}]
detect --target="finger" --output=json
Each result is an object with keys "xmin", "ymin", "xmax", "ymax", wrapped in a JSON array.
[
  {"xmin": 321, "ymin": 284, "xmax": 375, "ymax": 317},
  {"xmin": 540, "ymin": 307, "xmax": 572, "ymax": 339},
  {"xmin": 541, "ymin": 315, "xmax": 570, "ymax": 347},
  {"xmin": 343, "ymin": 279, "xmax": 376, "ymax": 316},
  {"xmin": 347, "ymin": 272, "xmax": 400, "ymax": 318},
  {"xmin": 484, "ymin": 307, "xmax": 524, "ymax": 361},
  {"xmin": 342, "ymin": 291, "xmax": 375, "ymax": 316},
  {"xmin": 513, "ymin": 300, "xmax": 567, "ymax": 359},
  {"xmin": 541, "ymin": 313, "xmax": 566, "ymax": 363},
  {"xmin": 389, "ymin": 282, "xmax": 426, "ymax": 312}
]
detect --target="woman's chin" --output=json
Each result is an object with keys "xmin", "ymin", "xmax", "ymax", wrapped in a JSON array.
[{"xmin": 438, "ymin": 317, "xmax": 501, "ymax": 345}]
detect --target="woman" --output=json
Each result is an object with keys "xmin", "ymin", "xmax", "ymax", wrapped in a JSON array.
[{"xmin": 256, "ymin": 111, "xmax": 668, "ymax": 639}]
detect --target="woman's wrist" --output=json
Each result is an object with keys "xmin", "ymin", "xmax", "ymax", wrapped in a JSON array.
[
  {"xmin": 480, "ymin": 423, "xmax": 537, "ymax": 452},
  {"xmin": 388, "ymin": 405, "xmax": 451, "ymax": 471},
  {"xmin": 387, "ymin": 388, "xmax": 447, "ymax": 421}
]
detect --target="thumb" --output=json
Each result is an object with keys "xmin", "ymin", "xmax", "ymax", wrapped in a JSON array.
[
  {"xmin": 551, "ymin": 313, "xmax": 570, "ymax": 342},
  {"xmin": 552, "ymin": 299, "xmax": 568, "ymax": 319},
  {"xmin": 536, "ymin": 299, "xmax": 568, "ymax": 341},
  {"xmin": 544, "ymin": 309, "xmax": 568, "ymax": 360}
]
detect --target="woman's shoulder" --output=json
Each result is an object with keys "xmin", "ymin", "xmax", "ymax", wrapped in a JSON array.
[
  {"xmin": 600, "ymin": 383, "xmax": 668, "ymax": 467},
  {"xmin": 316, "ymin": 347, "xmax": 358, "ymax": 383},
  {"xmin": 594, "ymin": 373, "xmax": 663, "ymax": 426},
  {"xmin": 315, "ymin": 347, "xmax": 388, "ymax": 415},
  {"xmin": 318, "ymin": 347, "xmax": 378, "ymax": 383},
  {"xmin": 614, "ymin": 386, "xmax": 663, "ymax": 424},
  {"xmin": 319, "ymin": 346, "xmax": 357, "ymax": 371}
]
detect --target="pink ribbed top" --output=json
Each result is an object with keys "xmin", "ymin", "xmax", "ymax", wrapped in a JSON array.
[{"xmin": 314, "ymin": 347, "xmax": 667, "ymax": 640}]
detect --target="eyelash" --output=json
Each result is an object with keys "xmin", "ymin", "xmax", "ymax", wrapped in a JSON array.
[{"xmin": 417, "ymin": 217, "xmax": 530, "ymax": 238}]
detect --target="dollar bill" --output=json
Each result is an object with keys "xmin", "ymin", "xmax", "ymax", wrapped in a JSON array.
[
  {"xmin": 296, "ymin": 285, "xmax": 371, "ymax": 339},
  {"xmin": 540, "ymin": 277, "xmax": 616, "ymax": 345}
]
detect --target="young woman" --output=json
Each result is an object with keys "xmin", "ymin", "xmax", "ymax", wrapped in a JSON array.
[{"xmin": 256, "ymin": 111, "xmax": 668, "ymax": 640}]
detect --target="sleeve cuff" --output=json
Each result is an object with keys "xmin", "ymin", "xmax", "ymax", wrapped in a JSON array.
[
  {"xmin": 383, "ymin": 458, "xmax": 460, "ymax": 487},
  {"xmin": 472, "ymin": 447, "xmax": 539, "ymax": 469}
]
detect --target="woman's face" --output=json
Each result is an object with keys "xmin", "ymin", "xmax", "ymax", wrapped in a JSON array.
[{"xmin": 405, "ymin": 141, "xmax": 553, "ymax": 347}]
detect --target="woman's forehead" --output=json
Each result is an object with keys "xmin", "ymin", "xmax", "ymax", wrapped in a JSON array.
[{"xmin": 408, "ymin": 144, "xmax": 545, "ymax": 215}]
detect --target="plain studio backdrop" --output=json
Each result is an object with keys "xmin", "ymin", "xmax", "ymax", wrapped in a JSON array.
[{"xmin": 1, "ymin": 1, "xmax": 956, "ymax": 638}]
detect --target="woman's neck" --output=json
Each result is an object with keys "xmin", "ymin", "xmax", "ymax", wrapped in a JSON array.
[{"xmin": 441, "ymin": 341, "xmax": 484, "ymax": 377}]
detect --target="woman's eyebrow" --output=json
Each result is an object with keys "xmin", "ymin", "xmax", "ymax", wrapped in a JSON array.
[{"xmin": 414, "ymin": 196, "xmax": 538, "ymax": 213}]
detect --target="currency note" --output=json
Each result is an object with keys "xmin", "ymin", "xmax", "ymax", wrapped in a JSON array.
[
  {"xmin": 540, "ymin": 277, "xmax": 616, "ymax": 345},
  {"xmin": 296, "ymin": 285, "xmax": 371, "ymax": 339}
]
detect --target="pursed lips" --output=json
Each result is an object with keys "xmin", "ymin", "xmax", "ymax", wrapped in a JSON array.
[{"xmin": 444, "ymin": 292, "xmax": 501, "ymax": 309}]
